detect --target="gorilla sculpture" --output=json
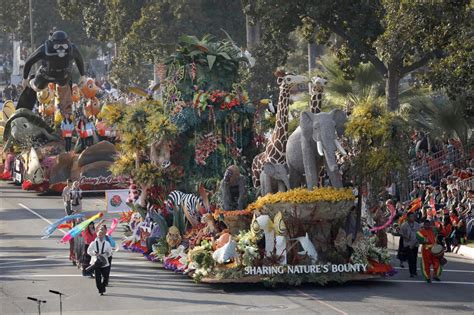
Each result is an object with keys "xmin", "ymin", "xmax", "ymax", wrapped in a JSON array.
[{"xmin": 220, "ymin": 165, "xmax": 247, "ymax": 210}]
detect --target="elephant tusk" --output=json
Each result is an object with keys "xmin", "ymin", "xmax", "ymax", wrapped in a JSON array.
[
  {"xmin": 317, "ymin": 141, "xmax": 324, "ymax": 156},
  {"xmin": 335, "ymin": 139, "xmax": 347, "ymax": 155}
]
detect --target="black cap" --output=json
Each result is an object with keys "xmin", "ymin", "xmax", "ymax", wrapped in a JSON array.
[{"xmin": 50, "ymin": 31, "xmax": 69, "ymax": 43}]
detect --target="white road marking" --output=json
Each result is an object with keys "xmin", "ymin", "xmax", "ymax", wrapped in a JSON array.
[
  {"xmin": 18, "ymin": 203, "xmax": 67, "ymax": 235},
  {"xmin": 0, "ymin": 256, "xmax": 68, "ymax": 265},
  {"xmin": 0, "ymin": 272, "xmax": 161, "ymax": 279},
  {"xmin": 0, "ymin": 263, "xmax": 70, "ymax": 269},
  {"xmin": 0, "ymin": 261, "xmax": 163, "ymax": 270},
  {"xmin": 394, "ymin": 267, "xmax": 474, "ymax": 273},
  {"xmin": 0, "ymin": 257, "xmax": 152, "ymax": 266},
  {"xmin": 374, "ymin": 279, "xmax": 474, "ymax": 285},
  {"xmin": 296, "ymin": 289, "xmax": 348, "ymax": 315}
]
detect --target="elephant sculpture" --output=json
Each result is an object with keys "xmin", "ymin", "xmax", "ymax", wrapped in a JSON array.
[
  {"xmin": 286, "ymin": 109, "xmax": 347, "ymax": 189},
  {"xmin": 259, "ymin": 162, "xmax": 290, "ymax": 196}
]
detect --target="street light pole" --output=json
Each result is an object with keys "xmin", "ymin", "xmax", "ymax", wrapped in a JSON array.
[
  {"xmin": 29, "ymin": 0, "xmax": 34, "ymax": 51},
  {"xmin": 27, "ymin": 297, "xmax": 46, "ymax": 315},
  {"xmin": 49, "ymin": 290, "xmax": 65, "ymax": 315}
]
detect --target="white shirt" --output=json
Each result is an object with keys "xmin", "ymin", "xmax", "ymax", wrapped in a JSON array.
[
  {"xmin": 61, "ymin": 186, "xmax": 71, "ymax": 204},
  {"xmin": 87, "ymin": 238, "xmax": 113, "ymax": 267}
]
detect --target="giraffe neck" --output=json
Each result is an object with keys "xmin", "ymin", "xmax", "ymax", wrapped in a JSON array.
[
  {"xmin": 310, "ymin": 87, "xmax": 324, "ymax": 114},
  {"xmin": 265, "ymin": 84, "xmax": 290, "ymax": 164}
]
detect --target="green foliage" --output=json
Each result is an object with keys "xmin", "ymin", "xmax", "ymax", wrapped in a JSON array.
[
  {"xmin": 98, "ymin": 103, "xmax": 127, "ymax": 126},
  {"xmin": 189, "ymin": 239, "xmax": 215, "ymax": 282},
  {"xmin": 1, "ymin": 0, "xmax": 93, "ymax": 46},
  {"xmin": 401, "ymin": 93, "xmax": 471, "ymax": 147},
  {"xmin": 345, "ymin": 96, "xmax": 410, "ymax": 198},
  {"xmin": 109, "ymin": 99, "xmax": 181, "ymax": 192},
  {"xmin": 248, "ymin": 0, "xmax": 472, "ymax": 110},
  {"xmin": 421, "ymin": 18, "xmax": 473, "ymax": 109},
  {"xmin": 165, "ymin": 35, "xmax": 247, "ymax": 92},
  {"xmin": 236, "ymin": 230, "xmax": 261, "ymax": 267},
  {"xmin": 173, "ymin": 206, "xmax": 186, "ymax": 236},
  {"xmin": 58, "ymin": 0, "xmax": 246, "ymax": 89},
  {"xmin": 152, "ymin": 237, "xmax": 169, "ymax": 258}
]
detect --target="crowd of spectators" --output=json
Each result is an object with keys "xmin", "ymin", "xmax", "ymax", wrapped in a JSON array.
[
  {"xmin": 408, "ymin": 131, "xmax": 464, "ymax": 183},
  {"xmin": 393, "ymin": 156, "xmax": 473, "ymax": 261},
  {"xmin": 0, "ymin": 84, "xmax": 21, "ymax": 103}
]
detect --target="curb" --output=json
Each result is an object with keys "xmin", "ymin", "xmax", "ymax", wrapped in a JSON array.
[{"xmin": 388, "ymin": 234, "xmax": 474, "ymax": 260}]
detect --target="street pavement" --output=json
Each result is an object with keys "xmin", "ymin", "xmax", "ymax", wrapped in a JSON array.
[{"xmin": 1, "ymin": 181, "xmax": 473, "ymax": 315}]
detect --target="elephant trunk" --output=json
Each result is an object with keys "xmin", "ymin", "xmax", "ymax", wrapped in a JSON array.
[{"xmin": 323, "ymin": 141, "xmax": 338, "ymax": 173}]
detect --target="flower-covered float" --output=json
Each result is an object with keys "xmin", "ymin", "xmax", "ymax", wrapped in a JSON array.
[
  {"xmin": 122, "ymin": 187, "xmax": 393, "ymax": 285},
  {"xmin": 109, "ymin": 34, "xmax": 393, "ymax": 286},
  {"xmin": 0, "ymin": 80, "xmax": 128, "ymax": 192}
]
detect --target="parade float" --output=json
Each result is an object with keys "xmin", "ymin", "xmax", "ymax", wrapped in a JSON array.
[
  {"xmin": 115, "ymin": 35, "xmax": 394, "ymax": 285},
  {"xmin": 0, "ymin": 81, "xmax": 127, "ymax": 192},
  {"xmin": 0, "ymin": 30, "xmax": 127, "ymax": 192}
]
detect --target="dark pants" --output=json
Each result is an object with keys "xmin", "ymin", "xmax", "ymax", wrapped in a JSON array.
[
  {"xmin": 65, "ymin": 202, "xmax": 72, "ymax": 216},
  {"xmin": 32, "ymin": 68, "xmax": 69, "ymax": 90},
  {"xmin": 445, "ymin": 237, "xmax": 452, "ymax": 252},
  {"xmin": 406, "ymin": 246, "xmax": 419, "ymax": 276},
  {"xmin": 146, "ymin": 236, "xmax": 159, "ymax": 254},
  {"xmin": 94, "ymin": 267, "xmax": 109, "ymax": 294},
  {"xmin": 82, "ymin": 244, "xmax": 92, "ymax": 275},
  {"xmin": 85, "ymin": 136, "xmax": 93, "ymax": 147},
  {"xmin": 65, "ymin": 137, "xmax": 72, "ymax": 152},
  {"xmin": 104, "ymin": 256, "xmax": 112, "ymax": 286},
  {"xmin": 69, "ymin": 238, "xmax": 75, "ymax": 262}
]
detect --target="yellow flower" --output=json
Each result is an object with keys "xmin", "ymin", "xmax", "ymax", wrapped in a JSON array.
[{"xmin": 245, "ymin": 187, "xmax": 354, "ymax": 211}]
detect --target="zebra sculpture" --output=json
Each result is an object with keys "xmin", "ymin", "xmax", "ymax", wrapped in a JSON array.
[{"xmin": 165, "ymin": 186, "xmax": 210, "ymax": 226}]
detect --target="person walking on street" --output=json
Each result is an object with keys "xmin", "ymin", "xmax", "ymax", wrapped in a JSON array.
[
  {"xmin": 416, "ymin": 220, "xmax": 442, "ymax": 283},
  {"xmin": 99, "ymin": 225, "xmax": 115, "ymax": 287},
  {"xmin": 61, "ymin": 179, "xmax": 73, "ymax": 215},
  {"xmin": 69, "ymin": 181, "xmax": 83, "ymax": 213},
  {"xmin": 400, "ymin": 212, "xmax": 420, "ymax": 277},
  {"xmin": 82, "ymin": 222, "xmax": 96, "ymax": 276},
  {"xmin": 87, "ymin": 229, "xmax": 112, "ymax": 296}
]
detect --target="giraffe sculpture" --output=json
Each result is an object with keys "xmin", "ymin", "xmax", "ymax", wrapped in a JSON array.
[
  {"xmin": 252, "ymin": 73, "xmax": 308, "ymax": 191},
  {"xmin": 309, "ymin": 76, "xmax": 327, "ymax": 114}
]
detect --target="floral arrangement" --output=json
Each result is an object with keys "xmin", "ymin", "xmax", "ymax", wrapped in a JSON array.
[
  {"xmin": 187, "ymin": 240, "xmax": 215, "ymax": 281},
  {"xmin": 212, "ymin": 209, "xmax": 251, "ymax": 220},
  {"xmin": 119, "ymin": 210, "xmax": 134, "ymax": 223},
  {"xmin": 350, "ymin": 235, "xmax": 391, "ymax": 266},
  {"xmin": 146, "ymin": 237, "xmax": 169, "ymax": 262},
  {"xmin": 236, "ymin": 230, "xmax": 261, "ymax": 267},
  {"xmin": 246, "ymin": 187, "xmax": 355, "ymax": 212},
  {"xmin": 98, "ymin": 102, "xmax": 126, "ymax": 126},
  {"xmin": 194, "ymin": 132, "xmax": 220, "ymax": 165},
  {"xmin": 192, "ymin": 89, "xmax": 248, "ymax": 111},
  {"xmin": 163, "ymin": 245, "xmax": 187, "ymax": 272}
]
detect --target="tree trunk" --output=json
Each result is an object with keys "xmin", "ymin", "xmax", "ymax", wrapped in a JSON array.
[
  {"xmin": 386, "ymin": 69, "xmax": 400, "ymax": 111},
  {"xmin": 135, "ymin": 151, "xmax": 141, "ymax": 169},
  {"xmin": 308, "ymin": 42, "xmax": 317, "ymax": 74},
  {"xmin": 246, "ymin": 15, "xmax": 260, "ymax": 50},
  {"xmin": 355, "ymin": 183, "xmax": 362, "ymax": 232}
]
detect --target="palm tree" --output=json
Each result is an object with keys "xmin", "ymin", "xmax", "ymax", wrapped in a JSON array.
[
  {"xmin": 317, "ymin": 55, "xmax": 384, "ymax": 114},
  {"xmin": 401, "ymin": 93, "xmax": 471, "ymax": 148}
]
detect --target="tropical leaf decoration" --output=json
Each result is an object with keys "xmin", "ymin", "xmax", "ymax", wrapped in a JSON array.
[
  {"xmin": 173, "ymin": 205, "xmax": 186, "ymax": 235},
  {"xmin": 164, "ymin": 35, "xmax": 247, "ymax": 93},
  {"xmin": 150, "ymin": 212, "xmax": 169, "ymax": 237}
]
